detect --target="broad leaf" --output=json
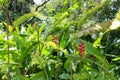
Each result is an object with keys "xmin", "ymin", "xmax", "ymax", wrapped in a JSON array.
[{"xmin": 13, "ymin": 12, "xmax": 38, "ymax": 27}]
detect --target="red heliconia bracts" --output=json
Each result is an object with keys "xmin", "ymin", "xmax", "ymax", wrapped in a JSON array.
[
  {"xmin": 78, "ymin": 42, "xmax": 85, "ymax": 58},
  {"xmin": 52, "ymin": 35, "xmax": 58, "ymax": 45}
]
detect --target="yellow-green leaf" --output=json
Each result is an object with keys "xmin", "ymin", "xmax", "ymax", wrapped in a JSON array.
[{"xmin": 13, "ymin": 12, "xmax": 38, "ymax": 27}]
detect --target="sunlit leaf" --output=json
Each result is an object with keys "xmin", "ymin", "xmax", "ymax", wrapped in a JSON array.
[
  {"xmin": 13, "ymin": 12, "xmax": 38, "ymax": 27},
  {"xmin": 112, "ymin": 57, "xmax": 120, "ymax": 61}
]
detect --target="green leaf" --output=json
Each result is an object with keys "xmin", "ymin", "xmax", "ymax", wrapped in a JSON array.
[
  {"xmin": 59, "ymin": 73, "xmax": 70, "ymax": 79},
  {"xmin": 13, "ymin": 12, "xmax": 38, "ymax": 27},
  {"xmin": 59, "ymin": 30, "xmax": 72, "ymax": 49},
  {"xmin": 44, "ymin": 64, "xmax": 51, "ymax": 80},
  {"xmin": 93, "ymin": 30, "xmax": 109, "ymax": 47},
  {"xmin": 39, "ymin": 24, "xmax": 45, "ymax": 35},
  {"xmin": 0, "ymin": 0, "xmax": 8, "ymax": 8},
  {"xmin": 34, "ymin": 56, "xmax": 50, "ymax": 80},
  {"xmin": 19, "ymin": 33, "xmax": 30, "ymax": 37},
  {"xmin": 12, "ymin": 75, "xmax": 28, "ymax": 80},
  {"xmin": 112, "ymin": 57, "xmax": 120, "ymax": 61},
  {"xmin": 56, "ymin": 11, "xmax": 69, "ymax": 24},
  {"xmin": 13, "ymin": 33, "xmax": 28, "ymax": 51},
  {"xmin": 59, "ymin": 32, "xmax": 67, "ymax": 49},
  {"xmin": 67, "ymin": 55, "xmax": 106, "ymax": 70},
  {"xmin": 30, "ymin": 71, "xmax": 47, "ymax": 80},
  {"xmin": 18, "ymin": 42, "xmax": 38, "ymax": 63}
]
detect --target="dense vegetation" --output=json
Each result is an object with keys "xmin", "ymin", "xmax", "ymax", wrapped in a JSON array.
[{"xmin": 0, "ymin": 0, "xmax": 120, "ymax": 80}]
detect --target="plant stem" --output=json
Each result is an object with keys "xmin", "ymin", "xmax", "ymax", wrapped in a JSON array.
[
  {"xmin": 2, "ymin": 5, "xmax": 12, "ymax": 80},
  {"xmin": 37, "ymin": 27, "xmax": 41, "ymax": 55},
  {"xmin": 70, "ymin": 61, "xmax": 73, "ymax": 80},
  {"xmin": 6, "ymin": 24, "xmax": 11, "ymax": 80},
  {"xmin": 2, "ymin": 3, "xmax": 12, "ymax": 79},
  {"xmin": 2, "ymin": 6, "xmax": 12, "ymax": 25},
  {"xmin": 103, "ymin": 64, "xmax": 106, "ymax": 79},
  {"xmin": 104, "ymin": 31, "xmax": 110, "ymax": 79}
]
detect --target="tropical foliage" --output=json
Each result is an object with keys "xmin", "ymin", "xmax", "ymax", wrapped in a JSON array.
[{"xmin": 0, "ymin": 0, "xmax": 120, "ymax": 80}]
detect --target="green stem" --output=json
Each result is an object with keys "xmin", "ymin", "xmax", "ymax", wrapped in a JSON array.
[
  {"xmin": 70, "ymin": 61, "xmax": 73, "ymax": 80},
  {"xmin": 2, "ymin": 4, "xmax": 12, "ymax": 80},
  {"xmin": 37, "ymin": 27, "xmax": 41, "ymax": 55},
  {"xmin": 6, "ymin": 24, "xmax": 11, "ymax": 80}
]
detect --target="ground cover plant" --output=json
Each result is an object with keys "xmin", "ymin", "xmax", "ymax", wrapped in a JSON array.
[{"xmin": 0, "ymin": 0, "xmax": 120, "ymax": 80}]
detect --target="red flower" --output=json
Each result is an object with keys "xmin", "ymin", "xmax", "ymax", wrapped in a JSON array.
[
  {"xmin": 78, "ymin": 42, "xmax": 85, "ymax": 58},
  {"xmin": 52, "ymin": 35, "xmax": 58, "ymax": 45}
]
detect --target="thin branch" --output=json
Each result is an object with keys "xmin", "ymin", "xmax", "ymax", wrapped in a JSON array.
[{"xmin": 35, "ymin": 0, "xmax": 50, "ymax": 11}]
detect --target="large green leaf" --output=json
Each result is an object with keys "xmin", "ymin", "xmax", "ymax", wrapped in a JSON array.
[
  {"xmin": 13, "ymin": 12, "xmax": 38, "ymax": 27},
  {"xmin": 18, "ymin": 42, "xmax": 38, "ymax": 63}
]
